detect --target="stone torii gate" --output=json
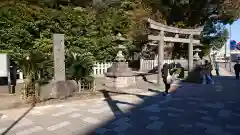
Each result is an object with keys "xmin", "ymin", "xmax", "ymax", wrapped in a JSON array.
[{"xmin": 147, "ymin": 18, "xmax": 203, "ymax": 85}]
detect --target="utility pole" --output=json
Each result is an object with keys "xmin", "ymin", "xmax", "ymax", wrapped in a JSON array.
[
  {"xmin": 229, "ymin": 25, "xmax": 232, "ymax": 72},
  {"xmin": 225, "ymin": 32, "xmax": 227, "ymax": 68}
]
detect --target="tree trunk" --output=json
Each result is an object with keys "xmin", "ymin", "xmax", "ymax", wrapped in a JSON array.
[
  {"xmin": 92, "ymin": 79, "xmax": 96, "ymax": 92},
  {"xmin": 21, "ymin": 75, "xmax": 36, "ymax": 102},
  {"xmin": 35, "ymin": 82, "xmax": 40, "ymax": 102},
  {"xmin": 21, "ymin": 78, "xmax": 30, "ymax": 100}
]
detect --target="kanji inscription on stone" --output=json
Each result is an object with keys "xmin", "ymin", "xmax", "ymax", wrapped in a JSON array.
[{"xmin": 53, "ymin": 34, "xmax": 66, "ymax": 81}]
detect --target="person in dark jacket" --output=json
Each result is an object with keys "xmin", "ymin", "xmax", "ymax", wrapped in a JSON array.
[
  {"xmin": 214, "ymin": 62, "xmax": 220, "ymax": 76},
  {"xmin": 234, "ymin": 61, "xmax": 240, "ymax": 80},
  {"xmin": 161, "ymin": 63, "xmax": 170, "ymax": 95}
]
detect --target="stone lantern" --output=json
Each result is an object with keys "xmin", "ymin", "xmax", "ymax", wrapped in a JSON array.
[
  {"xmin": 193, "ymin": 48, "xmax": 202, "ymax": 67},
  {"xmin": 104, "ymin": 33, "xmax": 136, "ymax": 90},
  {"xmin": 193, "ymin": 48, "xmax": 201, "ymax": 60}
]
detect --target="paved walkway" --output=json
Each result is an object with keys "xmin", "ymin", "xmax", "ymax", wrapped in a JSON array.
[
  {"xmin": 219, "ymin": 62, "xmax": 235, "ymax": 75},
  {"xmin": 0, "ymin": 68, "xmax": 240, "ymax": 135}
]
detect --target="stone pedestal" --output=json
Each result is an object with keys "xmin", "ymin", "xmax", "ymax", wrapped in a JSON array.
[
  {"xmin": 185, "ymin": 59, "xmax": 202, "ymax": 83},
  {"xmin": 50, "ymin": 80, "xmax": 78, "ymax": 99},
  {"xmin": 104, "ymin": 62, "xmax": 136, "ymax": 90},
  {"xmin": 106, "ymin": 76, "xmax": 136, "ymax": 88}
]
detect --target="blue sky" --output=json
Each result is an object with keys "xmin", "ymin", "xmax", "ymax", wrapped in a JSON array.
[{"xmin": 219, "ymin": 19, "xmax": 240, "ymax": 55}]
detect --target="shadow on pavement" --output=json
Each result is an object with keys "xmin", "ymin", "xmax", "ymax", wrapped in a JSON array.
[
  {"xmin": 148, "ymin": 88, "xmax": 162, "ymax": 94},
  {"xmin": 82, "ymin": 75, "xmax": 240, "ymax": 135},
  {"xmin": 100, "ymin": 90, "xmax": 126, "ymax": 117},
  {"xmin": 214, "ymin": 75, "xmax": 236, "ymax": 80},
  {"xmin": 1, "ymin": 103, "xmax": 35, "ymax": 135},
  {"xmin": 141, "ymin": 75, "xmax": 155, "ymax": 84},
  {"xmin": 99, "ymin": 90, "xmax": 155, "ymax": 117},
  {"xmin": 99, "ymin": 90, "xmax": 152, "ymax": 101}
]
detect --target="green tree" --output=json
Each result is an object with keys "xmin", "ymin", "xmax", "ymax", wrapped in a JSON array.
[
  {"xmin": 0, "ymin": 0, "xmax": 239, "ymax": 100},
  {"xmin": 210, "ymin": 28, "xmax": 229, "ymax": 49},
  {"xmin": 66, "ymin": 47, "xmax": 95, "ymax": 91},
  {"xmin": 143, "ymin": 0, "xmax": 239, "ymax": 27},
  {"xmin": 202, "ymin": 28, "xmax": 229, "ymax": 56},
  {"xmin": 18, "ymin": 0, "xmax": 240, "ymax": 55},
  {"xmin": 0, "ymin": 1, "xmax": 136, "ymax": 100}
]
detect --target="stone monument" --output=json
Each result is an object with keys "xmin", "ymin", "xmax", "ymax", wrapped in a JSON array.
[
  {"xmin": 50, "ymin": 34, "xmax": 77, "ymax": 99},
  {"xmin": 53, "ymin": 34, "xmax": 66, "ymax": 81},
  {"xmin": 104, "ymin": 33, "xmax": 136, "ymax": 90}
]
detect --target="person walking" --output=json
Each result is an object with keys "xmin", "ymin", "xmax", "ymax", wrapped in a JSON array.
[
  {"xmin": 161, "ymin": 63, "xmax": 170, "ymax": 96},
  {"xmin": 209, "ymin": 62, "xmax": 213, "ymax": 77},
  {"xmin": 234, "ymin": 61, "xmax": 240, "ymax": 80},
  {"xmin": 215, "ymin": 62, "xmax": 220, "ymax": 76},
  {"xmin": 201, "ymin": 60, "xmax": 214, "ymax": 84},
  {"xmin": 168, "ymin": 67, "xmax": 180, "ymax": 93}
]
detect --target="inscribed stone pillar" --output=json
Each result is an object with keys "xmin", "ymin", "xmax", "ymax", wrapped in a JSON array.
[
  {"xmin": 19, "ymin": 71, "xmax": 23, "ymax": 80},
  {"xmin": 53, "ymin": 34, "xmax": 65, "ymax": 81},
  {"xmin": 188, "ymin": 34, "xmax": 193, "ymax": 72},
  {"xmin": 157, "ymin": 30, "xmax": 164, "ymax": 85}
]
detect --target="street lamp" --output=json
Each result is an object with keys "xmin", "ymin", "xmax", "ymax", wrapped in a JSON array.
[
  {"xmin": 26, "ymin": 56, "xmax": 30, "ymax": 79},
  {"xmin": 229, "ymin": 24, "xmax": 232, "ymax": 72}
]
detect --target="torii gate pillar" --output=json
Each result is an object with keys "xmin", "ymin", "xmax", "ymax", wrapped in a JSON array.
[
  {"xmin": 188, "ymin": 35, "xmax": 193, "ymax": 72},
  {"xmin": 157, "ymin": 30, "xmax": 164, "ymax": 85}
]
